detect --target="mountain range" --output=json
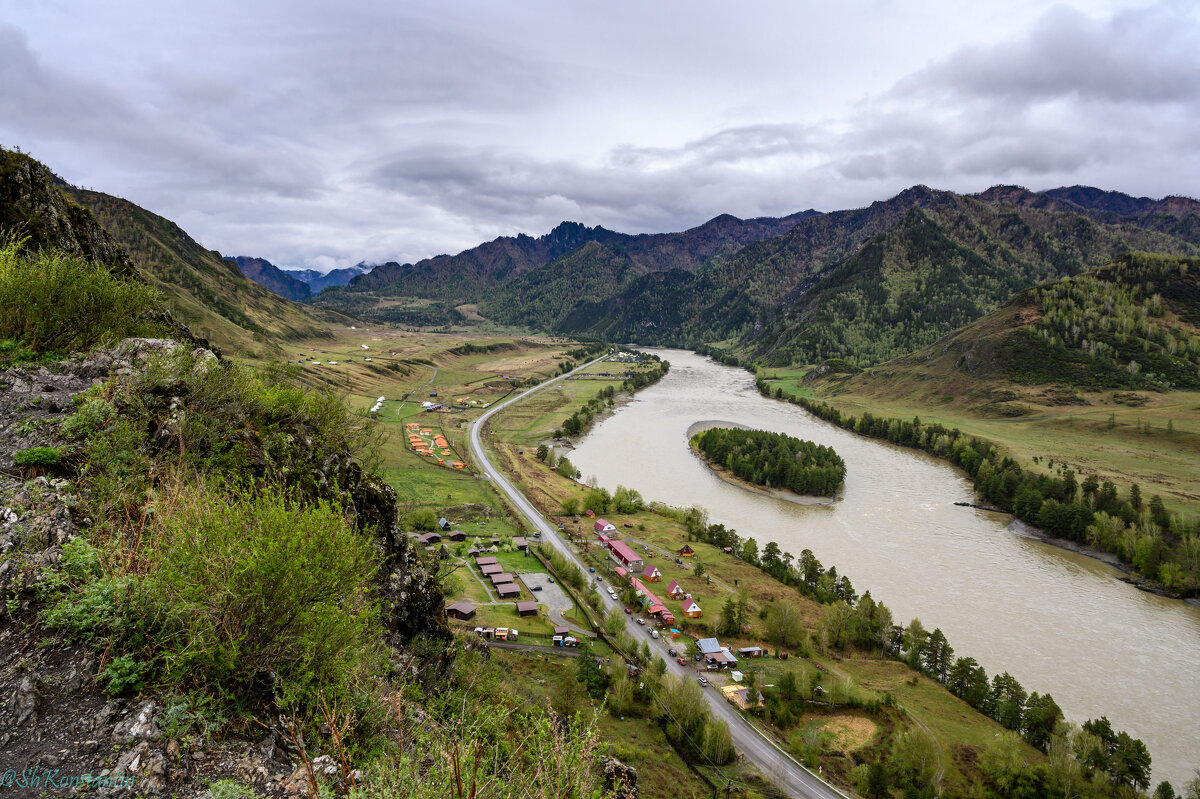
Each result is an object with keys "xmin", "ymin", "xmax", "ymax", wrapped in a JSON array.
[
  {"xmin": 313, "ymin": 184, "xmax": 1199, "ymax": 367},
  {"xmin": 5, "ymin": 143, "xmax": 1199, "ymax": 376}
]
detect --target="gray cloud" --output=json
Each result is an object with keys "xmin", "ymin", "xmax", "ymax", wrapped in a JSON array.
[{"xmin": 1, "ymin": 1, "xmax": 1198, "ymax": 271}]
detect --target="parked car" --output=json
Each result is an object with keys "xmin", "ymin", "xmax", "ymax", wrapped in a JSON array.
[
  {"xmin": 589, "ymin": 567, "xmax": 595, "ymax": 573},
  {"xmin": 667, "ymin": 648, "xmax": 677, "ymax": 657},
  {"xmin": 531, "ymin": 585, "xmax": 542, "ymax": 592},
  {"xmin": 694, "ymin": 653, "xmax": 701, "ymax": 662},
  {"xmin": 651, "ymin": 629, "xmax": 660, "ymax": 639},
  {"xmin": 636, "ymin": 618, "xmax": 646, "ymax": 626},
  {"xmin": 596, "ymin": 575, "xmax": 603, "ymax": 582},
  {"xmin": 677, "ymin": 657, "xmax": 687, "ymax": 665},
  {"xmin": 697, "ymin": 677, "xmax": 709, "ymax": 687},
  {"xmin": 624, "ymin": 607, "xmax": 632, "ymax": 614},
  {"xmin": 548, "ymin": 577, "xmax": 555, "ymax": 583}
]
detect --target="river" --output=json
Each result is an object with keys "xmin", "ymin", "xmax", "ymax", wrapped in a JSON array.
[{"xmin": 569, "ymin": 349, "xmax": 1200, "ymax": 788}]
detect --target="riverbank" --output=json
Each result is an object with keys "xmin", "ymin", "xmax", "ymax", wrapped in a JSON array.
[
  {"xmin": 685, "ymin": 420, "xmax": 838, "ymax": 507},
  {"xmin": 568, "ymin": 348, "xmax": 1200, "ymax": 788}
]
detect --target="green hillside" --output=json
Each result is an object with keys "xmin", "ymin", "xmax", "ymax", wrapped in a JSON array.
[{"xmin": 70, "ymin": 189, "xmax": 339, "ymax": 354}]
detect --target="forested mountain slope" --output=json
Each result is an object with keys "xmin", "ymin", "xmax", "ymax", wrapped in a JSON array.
[
  {"xmin": 845, "ymin": 252, "xmax": 1200, "ymax": 394},
  {"xmin": 745, "ymin": 194, "xmax": 1200, "ymax": 366},
  {"xmin": 70, "ymin": 189, "xmax": 339, "ymax": 353},
  {"xmin": 535, "ymin": 186, "xmax": 1199, "ymax": 360}
]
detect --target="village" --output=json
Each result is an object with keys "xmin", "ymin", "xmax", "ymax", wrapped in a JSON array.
[{"xmin": 427, "ymin": 509, "xmax": 778, "ymax": 715}]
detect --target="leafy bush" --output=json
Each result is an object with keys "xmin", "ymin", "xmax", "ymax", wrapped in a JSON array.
[
  {"xmin": 13, "ymin": 446, "xmax": 62, "ymax": 468},
  {"xmin": 99, "ymin": 653, "xmax": 148, "ymax": 695},
  {"xmin": 61, "ymin": 397, "xmax": 115, "ymax": 440},
  {"xmin": 0, "ymin": 238, "xmax": 163, "ymax": 353},
  {"xmin": 145, "ymin": 483, "xmax": 381, "ymax": 712}
]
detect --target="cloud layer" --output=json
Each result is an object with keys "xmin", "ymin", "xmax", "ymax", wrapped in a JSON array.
[{"xmin": 2, "ymin": 0, "xmax": 1197, "ymax": 270}]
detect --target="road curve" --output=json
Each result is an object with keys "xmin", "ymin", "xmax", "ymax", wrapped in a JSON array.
[{"xmin": 469, "ymin": 355, "xmax": 849, "ymax": 799}]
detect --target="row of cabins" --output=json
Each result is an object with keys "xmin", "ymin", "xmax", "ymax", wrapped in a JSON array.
[
  {"xmin": 416, "ymin": 531, "xmax": 529, "ymax": 550},
  {"xmin": 447, "ymin": 599, "xmax": 538, "ymax": 621},
  {"xmin": 476, "ymin": 555, "xmax": 521, "ymax": 598},
  {"xmin": 600, "ymin": 531, "xmax": 703, "ymax": 619}
]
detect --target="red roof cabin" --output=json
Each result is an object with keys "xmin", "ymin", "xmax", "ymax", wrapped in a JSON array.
[
  {"xmin": 607, "ymin": 540, "xmax": 644, "ymax": 572},
  {"xmin": 677, "ymin": 545, "xmax": 695, "ymax": 557},
  {"xmin": 594, "ymin": 518, "xmax": 616, "ymax": 534},
  {"xmin": 666, "ymin": 580, "xmax": 685, "ymax": 600},
  {"xmin": 682, "ymin": 598, "xmax": 703, "ymax": 618},
  {"xmin": 641, "ymin": 564, "xmax": 662, "ymax": 582}
]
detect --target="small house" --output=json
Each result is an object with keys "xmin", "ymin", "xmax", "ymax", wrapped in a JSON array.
[
  {"xmin": 614, "ymin": 567, "xmax": 628, "ymax": 579},
  {"xmin": 490, "ymin": 572, "xmax": 514, "ymax": 586},
  {"xmin": 496, "ymin": 583, "xmax": 521, "ymax": 598},
  {"xmin": 515, "ymin": 600, "xmax": 538, "ymax": 617},
  {"xmin": 677, "ymin": 545, "xmax": 695, "ymax": 558},
  {"xmin": 417, "ymin": 532, "xmax": 441, "ymax": 545},
  {"xmin": 448, "ymin": 530, "xmax": 468, "ymax": 542},
  {"xmin": 512, "ymin": 537, "xmax": 528, "ymax": 551},
  {"xmin": 553, "ymin": 626, "xmax": 570, "ymax": 637},
  {"xmin": 438, "ymin": 517, "xmax": 450, "ymax": 530},
  {"xmin": 641, "ymin": 564, "xmax": 662, "ymax": 582},
  {"xmin": 480, "ymin": 563, "xmax": 502, "ymax": 576},
  {"xmin": 682, "ymin": 598, "xmax": 703, "ymax": 618},
  {"xmin": 593, "ymin": 518, "xmax": 616, "ymax": 534},
  {"xmin": 737, "ymin": 646, "xmax": 764, "ymax": 659},
  {"xmin": 720, "ymin": 684, "xmax": 763, "ymax": 711},
  {"xmin": 666, "ymin": 580, "xmax": 685, "ymax": 600},
  {"xmin": 445, "ymin": 601, "xmax": 477, "ymax": 621},
  {"xmin": 475, "ymin": 556, "xmax": 499, "ymax": 567},
  {"xmin": 697, "ymin": 638, "xmax": 723, "ymax": 656}
]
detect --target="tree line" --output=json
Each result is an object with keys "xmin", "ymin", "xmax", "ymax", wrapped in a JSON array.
[
  {"xmin": 756, "ymin": 377, "xmax": 1200, "ymax": 597},
  {"xmin": 679, "ymin": 507, "xmax": 1163, "ymax": 797},
  {"xmin": 690, "ymin": 426, "xmax": 845, "ymax": 497},
  {"xmin": 556, "ymin": 353, "xmax": 669, "ymax": 439}
]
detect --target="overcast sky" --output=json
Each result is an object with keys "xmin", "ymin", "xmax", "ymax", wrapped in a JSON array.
[{"xmin": 3, "ymin": 0, "xmax": 1198, "ymax": 271}]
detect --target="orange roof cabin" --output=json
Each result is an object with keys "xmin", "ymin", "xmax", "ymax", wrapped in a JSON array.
[
  {"xmin": 452, "ymin": 462, "xmax": 466, "ymax": 470},
  {"xmin": 594, "ymin": 518, "xmax": 616, "ymax": 533},
  {"xmin": 677, "ymin": 545, "xmax": 695, "ymax": 557},
  {"xmin": 641, "ymin": 564, "xmax": 662, "ymax": 582},
  {"xmin": 666, "ymin": 580, "xmax": 685, "ymax": 600},
  {"xmin": 682, "ymin": 598, "xmax": 702, "ymax": 618}
]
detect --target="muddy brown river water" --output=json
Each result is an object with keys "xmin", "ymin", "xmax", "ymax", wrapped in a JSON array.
[{"xmin": 570, "ymin": 349, "xmax": 1200, "ymax": 787}]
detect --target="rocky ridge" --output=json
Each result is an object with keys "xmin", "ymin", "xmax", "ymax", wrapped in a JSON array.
[{"xmin": 0, "ymin": 339, "xmax": 447, "ymax": 796}]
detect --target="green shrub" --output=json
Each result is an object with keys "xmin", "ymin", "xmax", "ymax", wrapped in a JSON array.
[
  {"xmin": 145, "ymin": 483, "xmax": 380, "ymax": 713},
  {"xmin": 0, "ymin": 238, "xmax": 163, "ymax": 353},
  {"xmin": 61, "ymin": 397, "xmax": 116, "ymax": 440},
  {"xmin": 206, "ymin": 780, "xmax": 253, "ymax": 799},
  {"xmin": 13, "ymin": 446, "xmax": 62, "ymax": 468},
  {"xmin": 99, "ymin": 653, "xmax": 148, "ymax": 695}
]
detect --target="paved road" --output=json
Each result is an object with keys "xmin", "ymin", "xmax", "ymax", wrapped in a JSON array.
[{"xmin": 469, "ymin": 355, "xmax": 849, "ymax": 799}]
